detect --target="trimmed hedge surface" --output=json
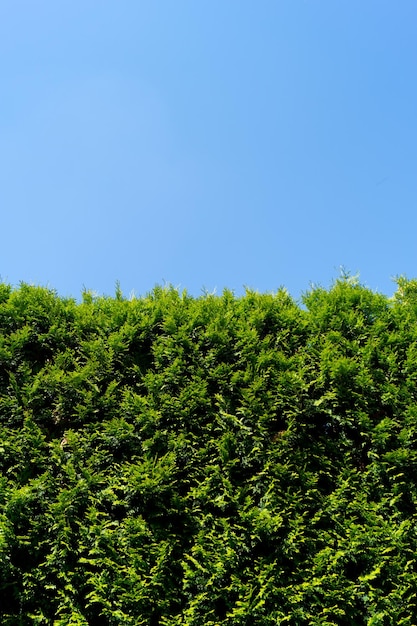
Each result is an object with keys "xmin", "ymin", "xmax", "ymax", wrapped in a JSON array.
[{"xmin": 1, "ymin": 278, "xmax": 417, "ymax": 624}]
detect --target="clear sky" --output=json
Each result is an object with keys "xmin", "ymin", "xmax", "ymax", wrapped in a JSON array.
[{"xmin": 1, "ymin": 1, "xmax": 416, "ymax": 301}]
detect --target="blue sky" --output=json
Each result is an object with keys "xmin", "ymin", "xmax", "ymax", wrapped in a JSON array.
[{"xmin": 1, "ymin": 1, "xmax": 416, "ymax": 301}]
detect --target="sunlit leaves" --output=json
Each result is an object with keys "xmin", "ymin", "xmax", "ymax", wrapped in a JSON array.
[{"xmin": 1, "ymin": 278, "xmax": 417, "ymax": 623}]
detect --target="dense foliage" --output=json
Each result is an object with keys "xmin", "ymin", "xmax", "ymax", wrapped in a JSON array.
[{"xmin": 1, "ymin": 277, "xmax": 417, "ymax": 624}]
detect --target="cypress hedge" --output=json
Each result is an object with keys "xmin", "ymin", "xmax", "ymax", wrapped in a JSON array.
[{"xmin": 1, "ymin": 277, "xmax": 417, "ymax": 624}]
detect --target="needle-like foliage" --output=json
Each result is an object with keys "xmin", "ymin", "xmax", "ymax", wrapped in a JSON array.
[{"xmin": 1, "ymin": 278, "xmax": 417, "ymax": 624}]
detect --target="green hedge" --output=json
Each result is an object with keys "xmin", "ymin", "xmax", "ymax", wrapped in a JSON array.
[{"xmin": 1, "ymin": 278, "xmax": 417, "ymax": 624}]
